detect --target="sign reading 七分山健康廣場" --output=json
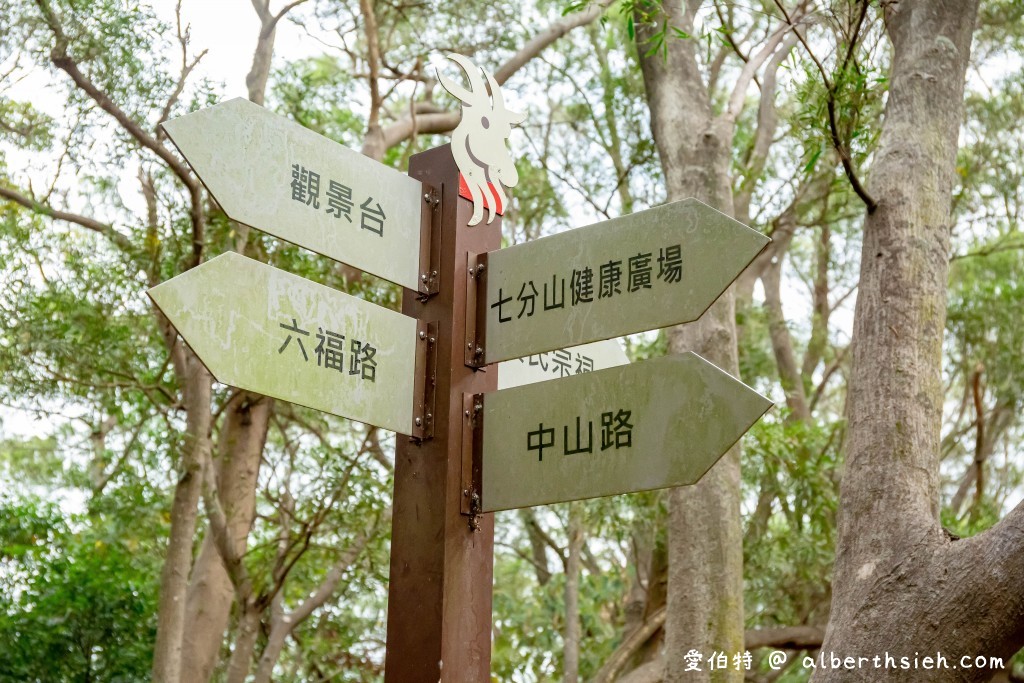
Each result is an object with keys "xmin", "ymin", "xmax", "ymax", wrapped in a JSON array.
[
  {"xmin": 161, "ymin": 98, "xmax": 425, "ymax": 290},
  {"xmin": 481, "ymin": 198, "xmax": 770, "ymax": 364},
  {"xmin": 147, "ymin": 252, "xmax": 419, "ymax": 435},
  {"xmin": 477, "ymin": 352, "xmax": 772, "ymax": 512}
]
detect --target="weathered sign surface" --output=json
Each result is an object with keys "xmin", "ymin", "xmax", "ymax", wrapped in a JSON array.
[
  {"xmin": 478, "ymin": 352, "xmax": 771, "ymax": 511},
  {"xmin": 148, "ymin": 252, "xmax": 418, "ymax": 434},
  {"xmin": 497, "ymin": 339, "xmax": 628, "ymax": 390},
  {"xmin": 482, "ymin": 199, "xmax": 769, "ymax": 363},
  {"xmin": 162, "ymin": 98, "xmax": 425, "ymax": 290}
]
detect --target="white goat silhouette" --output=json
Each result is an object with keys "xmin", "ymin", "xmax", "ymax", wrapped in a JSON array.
[{"xmin": 437, "ymin": 54, "xmax": 525, "ymax": 226}]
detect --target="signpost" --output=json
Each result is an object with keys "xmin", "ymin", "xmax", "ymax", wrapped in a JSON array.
[
  {"xmin": 497, "ymin": 338, "xmax": 628, "ymax": 389},
  {"xmin": 154, "ymin": 60, "xmax": 773, "ymax": 683},
  {"xmin": 475, "ymin": 353, "xmax": 770, "ymax": 511},
  {"xmin": 162, "ymin": 98, "xmax": 429, "ymax": 291},
  {"xmin": 147, "ymin": 251, "xmax": 421, "ymax": 435},
  {"xmin": 473, "ymin": 199, "xmax": 769, "ymax": 364}
]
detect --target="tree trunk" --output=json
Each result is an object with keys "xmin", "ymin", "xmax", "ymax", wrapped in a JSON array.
[
  {"xmin": 181, "ymin": 393, "xmax": 273, "ymax": 683},
  {"xmin": 152, "ymin": 353, "xmax": 212, "ymax": 683},
  {"xmin": 818, "ymin": 1, "xmax": 1024, "ymax": 679},
  {"xmin": 638, "ymin": 4, "xmax": 745, "ymax": 680},
  {"xmin": 225, "ymin": 605, "xmax": 262, "ymax": 683}
]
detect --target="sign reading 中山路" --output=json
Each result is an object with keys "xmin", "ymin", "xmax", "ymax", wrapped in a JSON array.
[
  {"xmin": 161, "ymin": 98, "xmax": 425, "ymax": 290},
  {"xmin": 478, "ymin": 353, "xmax": 771, "ymax": 512},
  {"xmin": 482, "ymin": 199, "xmax": 769, "ymax": 363},
  {"xmin": 147, "ymin": 252, "xmax": 418, "ymax": 435}
]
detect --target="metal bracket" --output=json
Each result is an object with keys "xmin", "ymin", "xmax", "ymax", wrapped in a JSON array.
[
  {"xmin": 417, "ymin": 184, "xmax": 441, "ymax": 298},
  {"xmin": 461, "ymin": 392, "xmax": 484, "ymax": 527},
  {"xmin": 411, "ymin": 321, "xmax": 438, "ymax": 441},
  {"xmin": 464, "ymin": 251, "xmax": 488, "ymax": 368}
]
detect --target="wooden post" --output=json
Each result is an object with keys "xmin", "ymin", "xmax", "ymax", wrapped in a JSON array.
[{"xmin": 385, "ymin": 144, "xmax": 499, "ymax": 682}]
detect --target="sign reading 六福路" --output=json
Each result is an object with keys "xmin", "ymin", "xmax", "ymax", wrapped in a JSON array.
[{"xmin": 147, "ymin": 252, "xmax": 418, "ymax": 435}]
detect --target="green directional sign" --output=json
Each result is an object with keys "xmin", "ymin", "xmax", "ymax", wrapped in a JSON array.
[
  {"xmin": 482, "ymin": 199, "xmax": 769, "ymax": 363},
  {"xmin": 477, "ymin": 352, "xmax": 771, "ymax": 511},
  {"xmin": 497, "ymin": 339, "xmax": 628, "ymax": 390},
  {"xmin": 162, "ymin": 99, "xmax": 425, "ymax": 290},
  {"xmin": 148, "ymin": 252, "xmax": 418, "ymax": 435}
]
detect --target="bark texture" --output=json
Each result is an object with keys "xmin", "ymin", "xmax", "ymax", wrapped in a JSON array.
[
  {"xmin": 638, "ymin": 4, "xmax": 744, "ymax": 680},
  {"xmin": 820, "ymin": 1, "xmax": 1024, "ymax": 680},
  {"xmin": 180, "ymin": 393, "xmax": 272, "ymax": 683},
  {"xmin": 151, "ymin": 354, "xmax": 212, "ymax": 683}
]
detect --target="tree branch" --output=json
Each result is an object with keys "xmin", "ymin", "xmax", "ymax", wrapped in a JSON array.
[
  {"xmin": 374, "ymin": 0, "xmax": 614, "ymax": 152},
  {"xmin": 250, "ymin": 509, "xmax": 388, "ymax": 683},
  {"xmin": 0, "ymin": 184, "xmax": 134, "ymax": 253},
  {"xmin": 773, "ymin": 0, "xmax": 878, "ymax": 212},
  {"xmin": 34, "ymin": 0, "xmax": 205, "ymax": 266},
  {"xmin": 723, "ymin": 8, "xmax": 804, "ymax": 125}
]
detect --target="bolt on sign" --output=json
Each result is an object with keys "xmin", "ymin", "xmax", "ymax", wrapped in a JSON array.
[
  {"xmin": 161, "ymin": 98, "xmax": 425, "ymax": 290},
  {"xmin": 148, "ymin": 252, "xmax": 419, "ymax": 435},
  {"xmin": 473, "ymin": 353, "xmax": 772, "ymax": 512},
  {"xmin": 478, "ymin": 198, "xmax": 769, "ymax": 364}
]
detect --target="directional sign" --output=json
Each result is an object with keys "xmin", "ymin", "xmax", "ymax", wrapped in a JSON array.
[
  {"xmin": 481, "ymin": 199, "xmax": 769, "ymax": 363},
  {"xmin": 497, "ymin": 339, "xmax": 628, "ymax": 390},
  {"xmin": 148, "ymin": 252, "xmax": 418, "ymax": 435},
  {"xmin": 162, "ymin": 99, "xmax": 425, "ymax": 290},
  {"xmin": 477, "ymin": 352, "xmax": 771, "ymax": 511}
]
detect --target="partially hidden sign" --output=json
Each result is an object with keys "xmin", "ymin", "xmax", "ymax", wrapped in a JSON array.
[
  {"xmin": 477, "ymin": 352, "xmax": 771, "ymax": 511},
  {"xmin": 497, "ymin": 339, "xmax": 628, "ymax": 390},
  {"xmin": 162, "ymin": 99, "xmax": 425, "ymax": 290},
  {"xmin": 148, "ymin": 252, "xmax": 418, "ymax": 435},
  {"xmin": 482, "ymin": 199, "xmax": 770, "ymax": 363}
]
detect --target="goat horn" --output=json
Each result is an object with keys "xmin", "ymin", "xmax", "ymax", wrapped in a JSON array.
[
  {"xmin": 485, "ymin": 70, "xmax": 525, "ymax": 125},
  {"xmin": 438, "ymin": 53, "xmax": 488, "ymax": 107}
]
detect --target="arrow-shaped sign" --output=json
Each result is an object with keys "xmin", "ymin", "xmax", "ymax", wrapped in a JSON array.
[
  {"xmin": 148, "ymin": 252, "xmax": 419, "ymax": 435},
  {"xmin": 480, "ymin": 199, "xmax": 769, "ymax": 363},
  {"xmin": 162, "ymin": 99, "xmax": 425, "ymax": 290},
  {"xmin": 475, "ymin": 352, "xmax": 771, "ymax": 511}
]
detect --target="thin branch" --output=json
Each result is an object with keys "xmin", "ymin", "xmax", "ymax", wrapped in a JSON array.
[
  {"xmin": 33, "ymin": 0, "xmax": 205, "ymax": 266},
  {"xmin": 723, "ymin": 10, "xmax": 802, "ymax": 124},
  {"xmin": 376, "ymin": 0, "xmax": 614, "ymax": 151},
  {"xmin": 0, "ymin": 185, "xmax": 134, "ymax": 253},
  {"xmin": 773, "ymin": 0, "xmax": 878, "ymax": 212}
]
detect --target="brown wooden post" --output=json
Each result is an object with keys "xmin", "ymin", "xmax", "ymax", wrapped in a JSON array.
[{"xmin": 385, "ymin": 144, "xmax": 499, "ymax": 682}]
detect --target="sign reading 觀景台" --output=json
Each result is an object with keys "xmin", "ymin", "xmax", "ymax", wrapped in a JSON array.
[
  {"xmin": 482, "ymin": 198, "xmax": 769, "ymax": 364},
  {"xmin": 161, "ymin": 99, "xmax": 425, "ymax": 290},
  {"xmin": 147, "ymin": 252, "xmax": 419, "ymax": 435}
]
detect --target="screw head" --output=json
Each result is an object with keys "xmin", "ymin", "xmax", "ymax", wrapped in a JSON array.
[
  {"xmin": 419, "ymin": 330, "xmax": 427, "ymax": 340},
  {"xmin": 415, "ymin": 417, "xmax": 423, "ymax": 426}
]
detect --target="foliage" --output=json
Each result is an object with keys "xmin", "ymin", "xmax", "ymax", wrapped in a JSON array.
[{"xmin": 0, "ymin": 495, "xmax": 161, "ymax": 682}]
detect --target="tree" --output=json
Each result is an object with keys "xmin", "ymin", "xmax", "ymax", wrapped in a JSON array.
[{"xmin": 821, "ymin": 1, "xmax": 1024, "ymax": 679}]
